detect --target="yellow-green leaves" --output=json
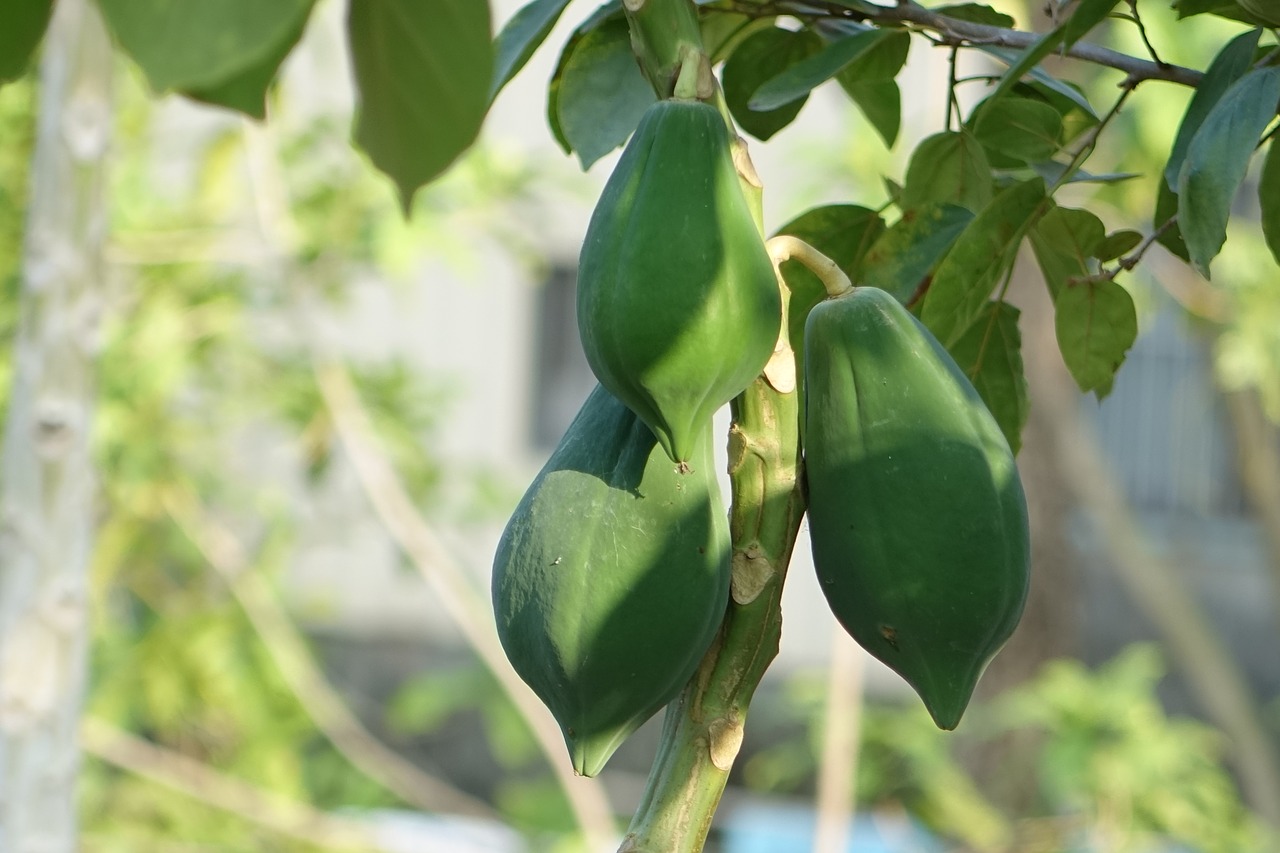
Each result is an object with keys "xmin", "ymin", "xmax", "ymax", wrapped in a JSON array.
[{"xmin": 0, "ymin": 0, "xmax": 53, "ymax": 84}]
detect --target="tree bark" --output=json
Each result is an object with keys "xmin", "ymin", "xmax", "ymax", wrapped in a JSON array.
[{"xmin": 0, "ymin": 0, "xmax": 112, "ymax": 849}]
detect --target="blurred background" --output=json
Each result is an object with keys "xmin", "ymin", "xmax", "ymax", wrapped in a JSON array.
[{"xmin": 2, "ymin": 0, "xmax": 1279, "ymax": 850}]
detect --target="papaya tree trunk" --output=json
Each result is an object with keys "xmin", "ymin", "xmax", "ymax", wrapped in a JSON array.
[{"xmin": 0, "ymin": 0, "xmax": 112, "ymax": 848}]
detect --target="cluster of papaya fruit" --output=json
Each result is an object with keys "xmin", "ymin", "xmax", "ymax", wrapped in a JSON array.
[{"xmin": 491, "ymin": 92, "xmax": 1031, "ymax": 777}]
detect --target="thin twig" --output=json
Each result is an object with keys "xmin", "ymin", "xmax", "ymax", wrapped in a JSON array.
[
  {"xmin": 81, "ymin": 717, "xmax": 380, "ymax": 851},
  {"xmin": 162, "ymin": 488, "xmax": 499, "ymax": 821}
]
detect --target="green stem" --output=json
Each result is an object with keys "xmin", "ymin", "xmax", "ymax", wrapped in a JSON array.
[
  {"xmin": 624, "ymin": 0, "xmax": 708, "ymax": 99},
  {"xmin": 619, "ymin": 381, "xmax": 805, "ymax": 853}
]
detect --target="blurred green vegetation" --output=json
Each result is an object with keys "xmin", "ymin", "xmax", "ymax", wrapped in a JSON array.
[{"xmin": 745, "ymin": 646, "xmax": 1275, "ymax": 853}]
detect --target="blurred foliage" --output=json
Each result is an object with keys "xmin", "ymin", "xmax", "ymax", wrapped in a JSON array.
[
  {"xmin": 745, "ymin": 645, "xmax": 1275, "ymax": 852},
  {"xmin": 0, "ymin": 77, "xmax": 32, "ymax": 424}
]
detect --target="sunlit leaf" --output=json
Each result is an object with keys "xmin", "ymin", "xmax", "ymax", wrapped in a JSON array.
[
  {"xmin": 490, "ymin": 0, "xmax": 573, "ymax": 101},
  {"xmin": 1028, "ymin": 204, "xmax": 1104, "ymax": 299},
  {"xmin": 861, "ymin": 203, "xmax": 973, "ymax": 304},
  {"xmin": 970, "ymin": 96, "xmax": 1064, "ymax": 162},
  {"xmin": 1054, "ymin": 278, "xmax": 1138, "ymax": 397},
  {"xmin": 748, "ymin": 28, "xmax": 881, "ymax": 111},
  {"xmin": 902, "ymin": 131, "xmax": 993, "ymax": 213}
]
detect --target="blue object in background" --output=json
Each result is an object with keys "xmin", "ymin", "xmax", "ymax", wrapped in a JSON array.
[{"xmin": 721, "ymin": 802, "xmax": 942, "ymax": 853}]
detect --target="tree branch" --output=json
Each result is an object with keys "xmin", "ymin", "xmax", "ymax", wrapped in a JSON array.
[
  {"xmin": 81, "ymin": 717, "xmax": 379, "ymax": 851},
  {"xmin": 790, "ymin": 0, "xmax": 1204, "ymax": 87},
  {"xmin": 161, "ymin": 488, "xmax": 499, "ymax": 821}
]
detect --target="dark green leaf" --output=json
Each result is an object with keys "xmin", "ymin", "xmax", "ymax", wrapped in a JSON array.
[
  {"xmin": 1177, "ymin": 66, "xmax": 1280, "ymax": 277},
  {"xmin": 0, "ymin": 0, "xmax": 53, "ymax": 83},
  {"xmin": 1054, "ymin": 279, "xmax": 1137, "ymax": 397},
  {"xmin": 948, "ymin": 302, "xmax": 1028, "ymax": 453},
  {"xmin": 748, "ymin": 29, "xmax": 881, "ymax": 111},
  {"xmin": 835, "ymin": 30, "xmax": 909, "ymax": 146},
  {"xmin": 182, "ymin": 10, "xmax": 310, "ymax": 119},
  {"xmin": 552, "ymin": 16, "xmax": 654, "ymax": 169},
  {"xmin": 1026, "ymin": 162, "xmax": 1139, "ymax": 185},
  {"xmin": 723, "ymin": 27, "xmax": 822, "ymax": 142},
  {"xmin": 1163, "ymin": 29, "xmax": 1260, "ymax": 190},
  {"xmin": 902, "ymin": 131, "xmax": 993, "ymax": 212},
  {"xmin": 970, "ymin": 96, "xmax": 1064, "ymax": 162},
  {"xmin": 988, "ymin": 0, "xmax": 1121, "ymax": 102},
  {"xmin": 491, "ymin": 0, "xmax": 573, "ymax": 101},
  {"xmin": 1155, "ymin": 180, "xmax": 1189, "ymax": 261},
  {"xmin": 979, "ymin": 47, "xmax": 1097, "ymax": 116},
  {"xmin": 1097, "ymin": 230, "xmax": 1142, "ymax": 262},
  {"xmin": 348, "ymin": 0, "xmax": 493, "ymax": 208},
  {"xmin": 920, "ymin": 178, "xmax": 1046, "ymax": 345},
  {"xmin": 1175, "ymin": 0, "xmax": 1273, "ymax": 22},
  {"xmin": 933, "ymin": 3, "xmax": 1016, "ymax": 26},
  {"xmin": 1262, "ymin": 140, "xmax": 1280, "ymax": 266},
  {"xmin": 1028, "ymin": 204, "xmax": 1104, "ymax": 299},
  {"xmin": 100, "ymin": 0, "xmax": 314, "ymax": 91},
  {"xmin": 861, "ymin": 203, "xmax": 974, "ymax": 304},
  {"xmin": 700, "ymin": 9, "xmax": 769, "ymax": 63},
  {"xmin": 774, "ymin": 205, "xmax": 885, "ymax": 382},
  {"xmin": 546, "ymin": 3, "xmax": 623, "ymax": 153}
]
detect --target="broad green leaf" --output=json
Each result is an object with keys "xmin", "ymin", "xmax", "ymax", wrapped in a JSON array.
[
  {"xmin": 988, "ymin": 0, "xmax": 1121, "ymax": 102},
  {"xmin": 491, "ymin": 0, "xmax": 574, "ymax": 101},
  {"xmin": 902, "ymin": 131, "xmax": 993, "ymax": 213},
  {"xmin": 970, "ymin": 96, "xmax": 1064, "ymax": 162},
  {"xmin": 99, "ymin": 0, "xmax": 314, "ymax": 91},
  {"xmin": 1054, "ymin": 279, "xmax": 1137, "ymax": 397},
  {"xmin": 933, "ymin": 3, "xmax": 1016, "ymax": 26},
  {"xmin": 546, "ymin": 5, "xmax": 624, "ymax": 154},
  {"xmin": 1177, "ymin": 66, "xmax": 1280, "ymax": 277},
  {"xmin": 1028, "ymin": 204, "xmax": 1105, "ymax": 299},
  {"xmin": 921, "ymin": 178, "xmax": 1046, "ymax": 345},
  {"xmin": 1026, "ymin": 162, "xmax": 1138, "ymax": 185},
  {"xmin": 1097, "ymin": 230, "xmax": 1143, "ymax": 261},
  {"xmin": 1236, "ymin": 0, "xmax": 1280, "ymax": 25},
  {"xmin": 182, "ymin": 9, "xmax": 311, "ymax": 119},
  {"xmin": 1163, "ymin": 29, "xmax": 1260, "ymax": 190},
  {"xmin": 552, "ymin": 15, "xmax": 655, "ymax": 169},
  {"xmin": 701, "ymin": 9, "xmax": 770, "ymax": 63},
  {"xmin": 0, "ymin": 0, "xmax": 53, "ymax": 83},
  {"xmin": 1263, "ymin": 140, "xmax": 1280, "ymax": 266},
  {"xmin": 948, "ymin": 302, "xmax": 1028, "ymax": 453},
  {"xmin": 861, "ymin": 203, "xmax": 974, "ymax": 304},
  {"xmin": 836, "ymin": 30, "xmax": 909, "ymax": 146},
  {"xmin": 1175, "ymin": 0, "xmax": 1275, "ymax": 22},
  {"xmin": 723, "ymin": 27, "xmax": 822, "ymax": 142},
  {"xmin": 774, "ymin": 205, "xmax": 885, "ymax": 381},
  {"xmin": 349, "ymin": 0, "xmax": 493, "ymax": 208},
  {"xmin": 748, "ymin": 29, "xmax": 881, "ymax": 111}
]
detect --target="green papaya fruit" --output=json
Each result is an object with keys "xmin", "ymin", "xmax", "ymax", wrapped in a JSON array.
[
  {"xmin": 492, "ymin": 385, "xmax": 731, "ymax": 776},
  {"xmin": 577, "ymin": 98, "xmax": 781, "ymax": 465},
  {"xmin": 802, "ymin": 287, "xmax": 1029, "ymax": 730}
]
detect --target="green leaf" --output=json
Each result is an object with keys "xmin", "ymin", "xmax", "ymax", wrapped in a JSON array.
[
  {"xmin": 99, "ymin": 0, "xmax": 314, "ymax": 91},
  {"xmin": 775, "ymin": 205, "xmax": 885, "ymax": 382},
  {"xmin": 1054, "ymin": 279, "xmax": 1138, "ymax": 397},
  {"xmin": 723, "ymin": 27, "xmax": 822, "ymax": 142},
  {"xmin": 1155, "ymin": 180, "xmax": 1189, "ymax": 262},
  {"xmin": 1263, "ymin": 140, "xmax": 1280, "ymax": 266},
  {"xmin": 0, "ymin": 0, "xmax": 53, "ymax": 83},
  {"xmin": 1026, "ymin": 162, "xmax": 1138, "ymax": 185},
  {"xmin": 921, "ymin": 178, "xmax": 1046, "ymax": 345},
  {"xmin": 979, "ymin": 47, "xmax": 1097, "ymax": 116},
  {"xmin": 748, "ymin": 29, "xmax": 881, "ymax": 112},
  {"xmin": 933, "ymin": 3, "xmax": 1016, "ymax": 26},
  {"xmin": 970, "ymin": 96, "xmax": 1064, "ymax": 162},
  {"xmin": 1097, "ymin": 230, "xmax": 1142, "ymax": 262},
  {"xmin": 348, "ymin": 0, "xmax": 493, "ymax": 208},
  {"xmin": 491, "ymin": 0, "xmax": 574, "ymax": 101},
  {"xmin": 988, "ymin": 0, "xmax": 1121, "ymax": 102},
  {"xmin": 1177, "ymin": 66, "xmax": 1280, "ymax": 277},
  {"xmin": 948, "ymin": 302, "xmax": 1028, "ymax": 454},
  {"xmin": 836, "ymin": 30, "xmax": 909, "ymax": 146},
  {"xmin": 1163, "ymin": 29, "xmax": 1261, "ymax": 190},
  {"xmin": 546, "ymin": 5, "xmax": 624, "ymax": 154},
  {"xmin": 181, "ymin": 10, "xmax": 310, "ymax": 119},
  {"xmin": 552, "ymin": 15, "xmax": 655, "ymax": 169},
  {"xmin": 861, "ymin": 203, "xmax": 974, "ymax": 305},
  {"xmin": 902, "ymin": 131, "xmax": 993, "ymax": 213},
  {"xmin": 1028, "ymin": 204, "xmax": 1104, "ymax": 299}
]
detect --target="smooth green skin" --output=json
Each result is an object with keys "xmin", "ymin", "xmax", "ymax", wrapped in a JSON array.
[
  {"xmin": 577, "ymin": 99, "xmax": 781, "ymax": 465},
  {"xmin": 492, "ymin": 386, "xmax": 731, "ymax": 776},
  {"xmin": 803, "ymin": 288, "xmax": 1030, "ymax": 730}
]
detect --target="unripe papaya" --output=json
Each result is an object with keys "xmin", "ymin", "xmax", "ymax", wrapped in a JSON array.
[
  {"xmin": 802, "ymin": 287, "xmax": 1029, "ymax": 730},
  {"xmin": 492, "ymin": 385, "xmax": 731, "ymax": 776},
  {"xmin": 577, "ymin": 98, "xmax": 781, "ymax": 465}
]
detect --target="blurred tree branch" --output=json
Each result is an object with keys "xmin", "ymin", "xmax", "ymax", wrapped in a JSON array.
[
  {"xmin": 161, "ymin": 487, "xmax": 499, "ymax": 821},
  {"xmin": 80, "ymin": 716, "xmax": 378, "ymax": 851}
]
